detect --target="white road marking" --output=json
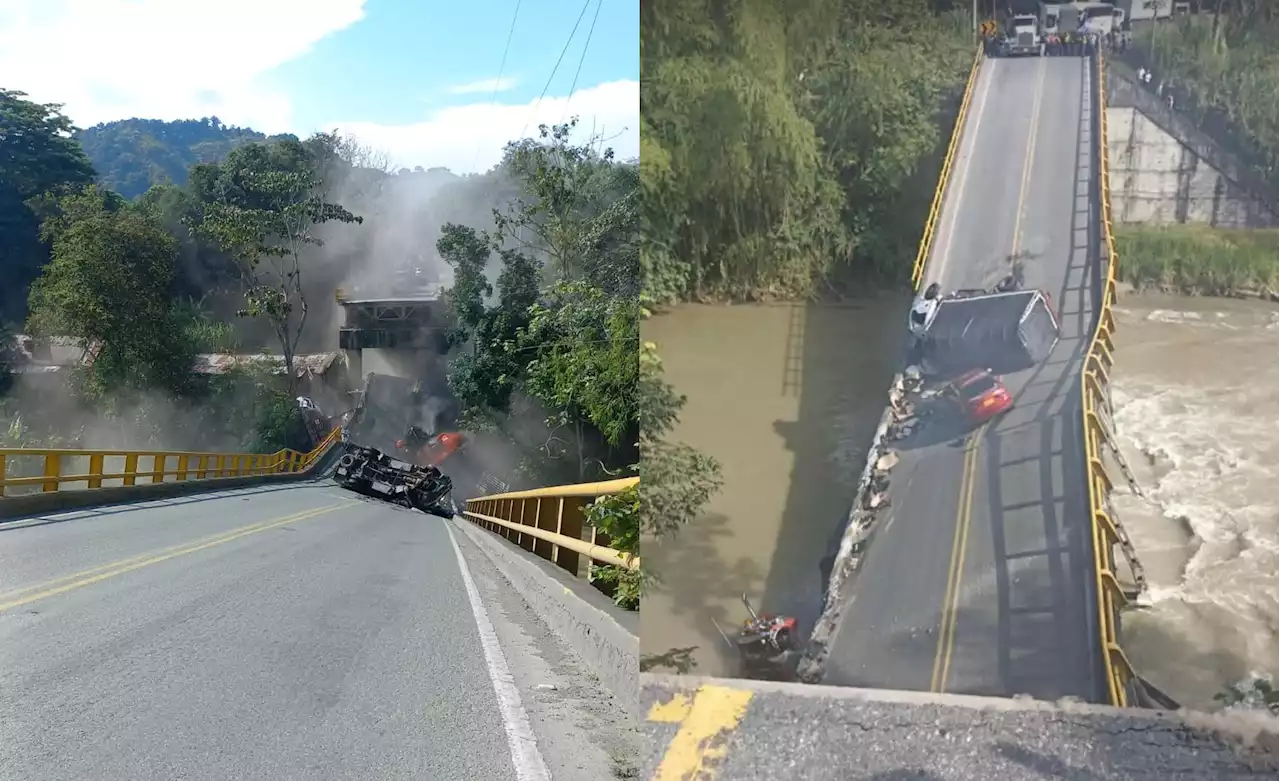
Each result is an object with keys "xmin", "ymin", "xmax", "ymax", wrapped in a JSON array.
[{"xmin": 443, "ymin": 520, "xmax": 551, "ymax": 781}]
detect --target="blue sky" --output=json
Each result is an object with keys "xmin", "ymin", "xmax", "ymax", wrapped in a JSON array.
[
  {"xmin": 0, "ymin": 0, "xmax": 639, "ymax": 173},
  {"xmin": 271, "ymin": 0, "xmax": 638, "ymax": 130}
]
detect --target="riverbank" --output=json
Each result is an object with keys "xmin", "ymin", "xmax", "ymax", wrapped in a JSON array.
[{"xmin": 1113, "ymin": 224, "xmax": 1278, "ymax": 298}]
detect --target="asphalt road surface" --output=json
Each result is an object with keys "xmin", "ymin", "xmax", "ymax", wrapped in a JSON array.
[
  {"xmin": 0, "ymin": 481, "xmax": 635, "ymax": 780},
  {"xmin": 821, "ymin": 54, "xmax": 1108, "ymax": 703},
  {"xmin": 641, "ymin": 676, "xmax": 1278, "ymax": 780}
]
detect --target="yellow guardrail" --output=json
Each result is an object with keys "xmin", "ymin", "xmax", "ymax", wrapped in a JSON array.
[
  {"xmin": 462, "ymin": 476, "xmax": 639, "ymax": 588},
  {"xmin": 0, "ymin": 427, "xmax": 342, "ymax": 498},
  {"xmin": 1083, "ymin": 47, "xmax": 1137, "ymax": 708},
  {"xmin": 911, "ymin": 43, "xmax": 985, "ymax": 290}
]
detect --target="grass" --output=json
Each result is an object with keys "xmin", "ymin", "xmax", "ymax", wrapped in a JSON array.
[{"xmin": 1112, "ymin": 224, "xmax": 1278, "ymax": 296}]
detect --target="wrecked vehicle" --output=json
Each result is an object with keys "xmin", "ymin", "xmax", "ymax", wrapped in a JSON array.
[
  {"xmin": 333, "ymin": 444, "xmax": 455, "ymax": 518},
  {"xmin": 910, "ymin": 287, "xmax": 1060, "ymax": 378},
  {"xmin": 395, "ymin": 425, "xmax": 466, "ymax": 469}
]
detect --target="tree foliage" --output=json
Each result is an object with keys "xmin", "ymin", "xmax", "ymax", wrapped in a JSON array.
[
  {"xmin": 0, "ymin": 89, "xmax": 96, "ymax": 324},
  {"xmin": 1127, "ymin": 9, "xmax": 1278, "ymax": 188},
  {"xmin": 26, "ymin": 185, "xmax": 195, "ymax": 400},
  {"xmin": 188, "ymin": 140, "xmax": 363, "ymax": 390},
  {"xmin": 435, "ymin": 122, "xmax": 648, "ymax": 603},
  {"xmin": 641, "ymin": 0, "xmax": 974, "ymax": 302},
  {"xmin": 75, "ymin": 117, "xmax": 295, "ymax": 200},
  {"xmin": 438, "ymin": 122, "xmax": 639, "ymax": 481}
]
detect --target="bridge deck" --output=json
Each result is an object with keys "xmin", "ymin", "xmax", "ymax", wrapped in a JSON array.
[
  {"xmin": 820, "ymin": 55, "xmax": 1108, "ymax": 703},
  {"xmin": 0, "ymin": 482, "xmax": 626, "ymax": 780}
]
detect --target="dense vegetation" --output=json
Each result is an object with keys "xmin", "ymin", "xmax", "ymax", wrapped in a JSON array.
[
  {"xmin": 1114, "ymin": 223, "xmax": 1278, "ymax": 295},
  {"xmin": 1124, "ymin": 6, "xmax": 1278, "ymax": 190},
  {"xmin": 77, "ymin": 118, "xmax": 295, "ymax": 200},
  {"xmin": 641, "ymin": 0, "xmax": 975, "ymax": 303}
]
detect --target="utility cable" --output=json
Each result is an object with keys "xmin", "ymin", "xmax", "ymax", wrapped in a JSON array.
[
  {"xmin": 518, "ymin": 0, "xmax": 593, "ymax": 141},
  {"xmin": 561, "ymin": 0, "xmax": 604, "ymax": 123}
]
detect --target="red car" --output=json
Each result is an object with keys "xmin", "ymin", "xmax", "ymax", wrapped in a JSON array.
[{"xmin": 951, "ymin": 368, "xmax": 1013, "ymax": 421}]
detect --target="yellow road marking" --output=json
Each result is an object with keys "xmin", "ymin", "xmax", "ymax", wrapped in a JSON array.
[
  {"xmin": 0, "ymin": 510, "xmax": 328, "ymax": 602},
  {"xmin": 931, "ymin": 433, "xmax": 980, "ymax": 692},
  {"xmin": 937, "ymin": 425, "xmax": 987, "ymax": 692},
  {"xmin": 647, "ymin": 693, "xmax": 695, "ymax": 724},
  {"xmin": 932, "ymin": 59, "xmax": 1048, "ymax": 692},
  {"xmin": 651, "ymin": 685, "xmax": 753, "ymax": 781},
  {"xmin": 0, "ymin": 503, "xmax": 353, "ymax": 612},
  {"xmin": 1009, "ymin": 56, "xmax": 1048, "ymax": 256}
]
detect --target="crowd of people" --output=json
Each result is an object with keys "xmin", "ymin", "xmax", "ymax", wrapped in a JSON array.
[{"xmin": 1135, "ymin": 63, "xmax": 1182, "ymax": 112}]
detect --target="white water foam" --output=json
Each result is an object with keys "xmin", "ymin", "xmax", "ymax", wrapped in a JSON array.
[{"xmin": 1109, "ymin": 299, "xmax": 1279, "ymax": 712}]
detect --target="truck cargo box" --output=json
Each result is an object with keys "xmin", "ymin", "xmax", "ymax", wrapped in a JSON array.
[{"xmin": 916, "ymin": 289, "xmax": 1060, "ymax": 377}]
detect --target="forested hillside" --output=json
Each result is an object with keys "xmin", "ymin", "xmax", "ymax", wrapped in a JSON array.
[
  {"xmin": 76, "ymin": 118, "xmax": 295, "ymax": 200},
  {"xmin": 641, "ymin": 0, "xmax": 975, "ymax": 303}
]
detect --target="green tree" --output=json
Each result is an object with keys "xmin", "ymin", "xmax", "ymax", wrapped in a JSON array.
[
  {"xmin": 438, "ymin": 225, "xmax": 540, "ymax": 417},
  {"xmin": 438, "ymin": 124, "xmax": 639, "ymax": 481},
  {"xmin": 0, "ymin": 89, "xmax": 97, "ymax": 323},
  {"xmin": 189, "ymin": 140, "xmax": 363, "ymax": 392},
  {"xmin": 640, "ymin": 0, "xmax": 973, "ymax": 301},
  {"xmin": 494, "ymin": 119, "xmax": 625, "ymax": 282},
  {"xmin": 25, "ymin": 185, "xmax": 194, "ymax": 400},
  {"xmin": 520, "ymin": 280, "xmax": 640, "ymax": 480}
]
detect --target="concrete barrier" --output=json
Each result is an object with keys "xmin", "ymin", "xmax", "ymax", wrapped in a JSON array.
[
  {"xmin": 0, "ymin": 442, "xmax": 344, "ymax": 523},
  {"xmin": 451, "ymin": 514, "xmax": 639, "ymax": 718}
]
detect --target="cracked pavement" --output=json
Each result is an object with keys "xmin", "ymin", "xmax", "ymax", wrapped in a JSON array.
[{"xmin": 641, "ymin": 675, "xmax": 1279, "ymax": 780}]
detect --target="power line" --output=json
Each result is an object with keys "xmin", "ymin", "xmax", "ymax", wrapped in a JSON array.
[
  {"xmin": 519, "ymin": 0, "xmax": 593, "ymax": 141},
  {"xmin": 471, "ymin": 0, "xmax": 524, "ymax": 173},
  {"xmin": 561, "ymin": 0, "xmax": 604, "ymax": 122}
]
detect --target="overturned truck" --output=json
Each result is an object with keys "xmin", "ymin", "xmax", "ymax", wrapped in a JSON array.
[
  {"xmin": 334, "ymin": 444, "xmax": 456, "ymax": 518},
  {"xmin": 913, "ymin": 288, "xmax": 1061, "ymax": 377}
]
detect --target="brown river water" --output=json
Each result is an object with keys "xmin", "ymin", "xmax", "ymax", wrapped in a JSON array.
[
  {"xmin": 639, "ymin": 297, "xmax": 907, "ymax": 676},
  {"xmin": 640, "ymin": 292, "xmax": 1278, "ymax": 712}
]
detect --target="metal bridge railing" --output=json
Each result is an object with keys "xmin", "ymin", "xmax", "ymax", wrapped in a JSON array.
[
  {"xmin": 0, "ymin": 427, "xmax": 342, "ymax": 498},
  {"xmin": 911, "ymin": 43, "xmax": 984, "ymax": 290},
  {"xmin": 462, "ymin": 477, "xmax": 639, "ymax": 592},
  {"xmin": 1084, "ymin": 46, "xmax": 1140, "ymax": 708}
]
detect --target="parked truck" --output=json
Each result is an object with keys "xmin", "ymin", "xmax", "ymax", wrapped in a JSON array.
[{"xmin": 1001, "ymin": 11, "xmax": 1046, "ymax": 56}]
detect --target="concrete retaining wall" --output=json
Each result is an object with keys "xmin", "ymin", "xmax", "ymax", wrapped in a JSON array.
[{"xmin": 1105, "ymin": 64, "xmax": 1277, "ymax": 228}]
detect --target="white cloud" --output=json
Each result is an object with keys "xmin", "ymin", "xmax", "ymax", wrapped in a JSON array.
[
  {"xmin": 0, "ymin": 0, "xmax": 367, "ymax": 132},
  {"xmin": 333, "ymin": 79, "xmax": 640, "ymax": 175},
  {"xmin": 0, "ymin": 0, "xmax": 638, "ymax": 176},
  {"xmin": 446, "ymin": 77, "xmax": 519, "ymax": 96}
]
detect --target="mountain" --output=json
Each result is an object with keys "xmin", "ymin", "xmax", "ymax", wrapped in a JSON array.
[{"xmin": 76, "ymin": 117, "xmax": 297, "ymax": 200}]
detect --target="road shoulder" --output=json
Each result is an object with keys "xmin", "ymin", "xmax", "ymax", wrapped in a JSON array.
[{"xmin": 449, "ymin": 520, "xmax": 640, "ymax": 781}]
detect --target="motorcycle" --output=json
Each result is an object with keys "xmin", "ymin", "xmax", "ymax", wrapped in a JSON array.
[{"xmin": 713, "ymin": 594, "xmax": 802, "ymax": 680}]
